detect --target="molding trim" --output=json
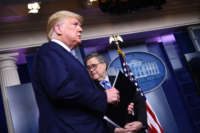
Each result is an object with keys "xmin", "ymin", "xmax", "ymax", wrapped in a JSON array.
[{"xmin": 0, "ymin": 0, "xmax": 199, "ymax": 51}]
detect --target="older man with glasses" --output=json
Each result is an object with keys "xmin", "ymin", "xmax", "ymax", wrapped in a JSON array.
[{"xmin": 85, "ymin": 53, "xmax": 147, "ymax": 133}]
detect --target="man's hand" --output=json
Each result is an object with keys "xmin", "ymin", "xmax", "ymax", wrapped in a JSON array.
[
  {"xmin": 105, "ymin": 88, "xmax": 120, "ymax": 104},
  {"xmin": 114, "ymin": 127, "xmax": 129, "ymax": 133},
  {"xmin": 127, "ymin": 102, "xmax": 134, "ymax": 115},
  {"xmin": 124, "ymin": 121, "xmax": 143, "ymax": 133}
]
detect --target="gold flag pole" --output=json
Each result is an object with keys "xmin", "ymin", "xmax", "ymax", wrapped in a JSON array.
[{"xmin": 109, "ymin": 34, "xmax": 125, "ymax": 56}]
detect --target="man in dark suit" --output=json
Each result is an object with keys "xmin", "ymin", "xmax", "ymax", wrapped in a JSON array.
[
  {"xmin": 85, "ymin": 53, "xmax": 147, "ymax": 133},
  {"xmin": 31, "ymin": 10, "xmax": 120, "ymax": 133}
]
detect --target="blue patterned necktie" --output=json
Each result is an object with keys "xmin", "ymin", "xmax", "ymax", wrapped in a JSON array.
[{"xmin": 101, "ymin": 80, "xmax": 111, "ymax": 90}]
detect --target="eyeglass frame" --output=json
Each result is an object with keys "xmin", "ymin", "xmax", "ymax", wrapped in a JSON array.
[{"xmin": 86, "ymin": 63, "xmax": 103, "ymax": 70}]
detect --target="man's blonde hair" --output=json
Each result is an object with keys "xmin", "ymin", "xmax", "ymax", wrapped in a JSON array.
[{"xmin": 47, "ymin": 10, "xmax": 83, "ymax": 41}]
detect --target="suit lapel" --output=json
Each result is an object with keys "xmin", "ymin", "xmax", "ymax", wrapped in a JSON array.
[{"xmin": 94, "ymin": 80, "xmax": 105, "ymax": 91}]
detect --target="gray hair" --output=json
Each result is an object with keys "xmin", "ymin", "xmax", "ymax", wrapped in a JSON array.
[
  {"xmin": 85, "ymin": 53, "xmax": 108, "ymax": 67},
  {"xmin": 47, "ymin": 10, "xmax": 83, "ymax": 41}
]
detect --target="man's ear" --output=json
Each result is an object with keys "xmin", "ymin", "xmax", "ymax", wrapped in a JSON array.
[
  {"xmin": 103, "ymin": 63, "xmax": 107, "ymax": 70},
  {"xmin": 53, "ymin": 24, "xmax": 62, "ymax": 35}
]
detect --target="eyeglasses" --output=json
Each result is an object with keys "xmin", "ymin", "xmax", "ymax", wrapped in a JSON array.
[{"xmin": 87, "ymin": 63, "xmax": 101, "ymax": 70}]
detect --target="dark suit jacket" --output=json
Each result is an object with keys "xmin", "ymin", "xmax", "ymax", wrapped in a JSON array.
[
  {"xmin": 32, "ymin": 41, "xmax": 109, "ymax": 133},
  {"xmin": 94, "ymin": 76, "xmax": 147, "ymax": 133}
]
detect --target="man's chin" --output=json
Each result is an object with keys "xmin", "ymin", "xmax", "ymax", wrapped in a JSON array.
[
  {"xmin": 93, "ymin": 77, "xmax": 100, "ymax": 81},
  {"xmin": 77, "ymin": 39, "xmax": 82, "ymax": 44},
  {"xmin": 73, "ymin": 41, "xmax": 82, "ymax": 49}
]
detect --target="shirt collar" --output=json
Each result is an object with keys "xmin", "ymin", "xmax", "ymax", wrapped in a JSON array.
[
  {"xmin": 104, "ymin": 76, "xmax": 110, "ymax": 82},
  {"xmin": 100, "ymin": 75, "xmax": 110, "ymax": 83},
  {"xmin": 51, "ymin": 39, "xmax": 71, "ymax": 53}
]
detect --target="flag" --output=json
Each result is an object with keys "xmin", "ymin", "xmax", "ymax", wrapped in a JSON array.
[
  {"xmin": 117, "ymin": 48, "xmax": 164, "ymax": 133},
  {"xmin": 146, "ymin": 100, "xmax": 164, "ymax": 133}
]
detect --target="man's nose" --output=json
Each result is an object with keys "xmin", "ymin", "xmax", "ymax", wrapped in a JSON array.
[
  {"xmin": 78, "ymin": 26, "xmax": 83, "ymax": 32},
  {"xmin": 89, "ymin": 68, "xmax": 94, "ymax": 72}
]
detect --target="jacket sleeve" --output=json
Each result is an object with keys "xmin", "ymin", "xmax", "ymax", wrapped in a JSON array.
[{"xmin": 133, "ymin": 91, "xmax": 147, "ymax": 128}]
